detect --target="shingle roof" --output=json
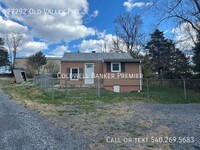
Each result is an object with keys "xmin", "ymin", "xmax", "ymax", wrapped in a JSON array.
[{"xmin": 61, "ymin": 53, "xmax": 141, "ymax": 63}]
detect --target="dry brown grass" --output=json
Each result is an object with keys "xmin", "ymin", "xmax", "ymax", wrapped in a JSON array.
[
  {"xmin": 0, "ymin": 79, "xmax": 173, "ymax": 150},
  {"xmin": 15, "ymin": 100, "xmax": 172, "ymax": 150},
  {"xmin": 22, "ymin": 100, "xmax": 59, "ymax": 116}
]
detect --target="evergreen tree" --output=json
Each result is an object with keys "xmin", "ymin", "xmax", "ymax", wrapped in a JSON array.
[
  {"xmin": 141, "ymin": 54, "xmax": 153, "ymax": 78},
  {"xmin": 165, "ymin": 48, "xmax": 191, "ymax": 78},
  {"xmin": 0, "ymin": 37, "xmax": 10, "ymax": 67},
  {"xmin": 145, "ymin": 29, "xmax": 170, "ymax": 78},
  {"xmin": 27, "ymin": 51, "xmax": 47, "ymax": 74},
  {"xmin": 193, "ymin": 35, "xmax": 200, "ymax": 75},
  {"xmin": 146, "ymin": 29, "xmax": 191, "ymax": 79}
]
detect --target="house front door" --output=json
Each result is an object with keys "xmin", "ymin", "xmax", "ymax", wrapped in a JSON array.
[{"xmin": 85, "ymin": 63, "xmax": 94, "ymax": 84}]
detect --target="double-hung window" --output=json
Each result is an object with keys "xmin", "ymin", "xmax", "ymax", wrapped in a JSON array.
[
  {"xmin": 70, "ymin": 68, "xmax": 79, "ymax": 80},
  {"xmin": 111, "ymin": 62, "xmax": 121, "ymax": 72}
]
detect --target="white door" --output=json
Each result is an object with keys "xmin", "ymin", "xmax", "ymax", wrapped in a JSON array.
[{"xmin": 85, "ymin": 63, "xmax": 94, "ymax": 84}]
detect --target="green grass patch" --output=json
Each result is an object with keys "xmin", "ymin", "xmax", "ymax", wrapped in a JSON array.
[
  {"xmin": 145, "ymin": 84, "xmax": 200, "ymax": 103},
  {"xmin": 57, "ymin": 109, "xmax": 79, "ymax": 116},
  {"xmin": 1, "ymin": 77, "xmax": 200, "ymax": 105},
  {"xmin": 0, "ymin": 78, "xmax": 15, "ymax": 86},
  {"xmin": 78, "ymin": 104, "xmax": 97, "ymax": 114}
]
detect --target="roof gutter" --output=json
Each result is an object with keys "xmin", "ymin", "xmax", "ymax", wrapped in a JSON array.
[{"xmin": 103, "ymin": 59, "xmax": 142, "ymax": 63}]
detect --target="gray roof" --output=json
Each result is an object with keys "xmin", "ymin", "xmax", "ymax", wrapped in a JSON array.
[{"xmin": 61, "ymin": 53, "xmax": 141, "ymax": 63}]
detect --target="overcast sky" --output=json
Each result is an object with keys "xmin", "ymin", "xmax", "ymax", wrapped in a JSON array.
[{"xmin": 0, "ymin": 0, "xmax": 194, "ymax": 57}]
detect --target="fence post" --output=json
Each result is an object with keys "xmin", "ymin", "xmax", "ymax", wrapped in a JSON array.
[
  {"xmin": 52, "ymin": 78, "xmax": 54, "ymax": 99},
  {"xmin": 65, "ymin": 77, "xmax": 67, "ymax": 98},
  {"xmin": 33, "ymin": 76, "xmax": 35, "ymax": 85},
  {"xmin": 146, "ymin": 78, "xmax": 150, "ymax": 102},
  {"xmin": 98, "ymin": 78, "xmax": 100, "ymax": 97},
  {"xmin": 183, "ymin": 79, "xmax": 187, "ymax": 100},
  {"xmin": 44, "ymin": 76, "xmax": 47, "ymax": 92},
  {"xmin": 39, "ymin": 76, "xmax": 42, "ymax": 89},
  {"xmin": 96, "ymin": 78, "xmax": 100, "ymax": 98},
  {"xmin": 35, "ymin": 76, "xmax": 38, "ymax": 85}
]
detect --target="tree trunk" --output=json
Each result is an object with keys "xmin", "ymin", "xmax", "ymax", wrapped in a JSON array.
[{"xmin": 13, "ymin": 47, "xmax": 17, "ymax": 69}]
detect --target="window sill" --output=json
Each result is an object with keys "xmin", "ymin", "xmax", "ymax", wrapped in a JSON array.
[
  {"xmin": 70, "ymin": 79, "xmax": 79, "ymax": 81},
  {"xmin": 111, "ymin": 71, "xmax": 121, "ymax": 73}
]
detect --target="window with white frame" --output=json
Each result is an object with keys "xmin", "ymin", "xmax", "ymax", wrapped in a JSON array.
[
  {"xmin": 70, "ymin": 68, "xmax": 79, "ymax": 80},
  {"xmin": 111, "ymin": 62, "xmax": 121, "ymax": 72}
]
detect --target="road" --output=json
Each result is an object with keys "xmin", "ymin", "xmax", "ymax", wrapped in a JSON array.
[{"xmin": 0, "ymin": 91, "xmax": 90, "ymax": 150}]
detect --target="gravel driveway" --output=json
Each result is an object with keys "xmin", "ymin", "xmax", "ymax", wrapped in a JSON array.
[
  {"xmin": 53, "ymin": 102, "xmax": 200, "ymax": 150},
  {"xmin": 129, "ymin": 102, "xmax": 200, "ymax": 150},
  {"xmin": 0, "ymin": 91, "xmax": 90, "ymax": 150},
  {"xmin": 0, "ymin": 89, "xmax": 200, "ymax": 150}
]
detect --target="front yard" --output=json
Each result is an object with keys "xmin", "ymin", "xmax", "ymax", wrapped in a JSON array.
[{"xmin": 0, "ymin": 78, "xmax": 200, "ymax": 149}]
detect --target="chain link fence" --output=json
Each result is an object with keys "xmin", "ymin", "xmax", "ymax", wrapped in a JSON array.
[
  {"xmin": 33, "ymin": 75, "xmax": 200, "ymax": 102},
  {"xmin": 142, "ymin": 78, "xmax": 200, "ymax": 103},
  {"xmin": 34, "ymin": 75, "xmax": 101, "ymax": 99}
]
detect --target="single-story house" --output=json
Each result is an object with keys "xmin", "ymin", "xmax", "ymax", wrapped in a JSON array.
[{"xmin": 60, "ymin": 52, "xmax": 142, "ymax": 92}]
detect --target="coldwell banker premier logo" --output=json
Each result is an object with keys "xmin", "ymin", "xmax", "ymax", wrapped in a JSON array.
[{"xmin": 57, "ymin": 72, "xmax": 143, "ymax": 79}]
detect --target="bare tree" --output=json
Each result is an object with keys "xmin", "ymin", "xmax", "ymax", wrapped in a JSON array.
[
  {"xmin": 153, "ymin": 0, "xmax": 200, "ymax": 39},
  {"xmin": 5, "ymin": 32, "xmax": 23, "ymax": 70},
  {"xmin": 97, "ymin": 40, "xmax": 108, "ymax": 53},
  {"xmin": 113, "ymin": 13, "xmax": 144, "ymax": 57},
  {"xmin": 111, "ymin": 36, "xmax": 127, "ymax": 53},
  {"xmin": 44, "ymin": 60, "xmax": 60, "ymax": 77}
]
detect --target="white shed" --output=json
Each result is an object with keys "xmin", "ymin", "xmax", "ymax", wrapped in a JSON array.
[{"xmin": 13, "ymin": 69, "xmax": 27, "ymax": 83}]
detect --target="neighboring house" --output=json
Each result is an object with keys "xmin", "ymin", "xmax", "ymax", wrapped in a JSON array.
[
  {"xmin": 60, "ymin": 53, "xmax": 142, "ymax": 92},
  {"xmin": 15, "ymin": 57, "xmax": 61, "ymax": 75}
]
